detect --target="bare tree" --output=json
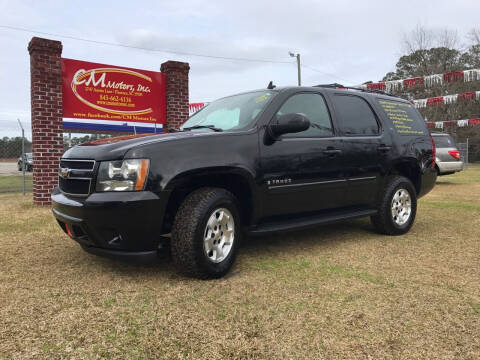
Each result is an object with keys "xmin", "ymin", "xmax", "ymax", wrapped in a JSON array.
[
  {"xmin": 402, "ymin": 24, "xmax": 434, "ymax": 53},
  {"xmin": 467, "ymin": 28, "xmax": 480, "ymax": 45},
  {"xmin": 402, "ymin": 25, "xmax": 460, "ymax": 54},
  {"xmin": 437, "ymin": 28, "xmax": 459, "ymax": 49}
]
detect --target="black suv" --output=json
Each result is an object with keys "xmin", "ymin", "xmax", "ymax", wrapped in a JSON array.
[{"xmin": 52, "ymin": 85, "xmax": 437, "ymax": 278}]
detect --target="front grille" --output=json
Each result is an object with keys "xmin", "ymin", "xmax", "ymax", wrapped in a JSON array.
[
  {"xmin": 59, "ymin": 177, "xmax": 91, "ymax": 195},
  {"xmin": 60, "ymin": 159, "xmax": 95, "ymax": 170},
  {"xmin": 59, "ymin": 159, "xmax": 95, "ymax": 196}
]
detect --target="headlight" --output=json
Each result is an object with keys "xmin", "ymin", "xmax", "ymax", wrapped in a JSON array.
[{"xmin": 96, "ymin": 159, "xmax": 149, "ymax": 192}]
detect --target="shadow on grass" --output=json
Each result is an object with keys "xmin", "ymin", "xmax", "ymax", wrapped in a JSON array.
[
  {"xmin": 435, "ymin": 181, "xmax": 463, "ymax": 186},
  {"xmin": 74, "ymin": 218, "xmax": 377, "ymax": 280},
  {"xmin": 241, "ymin": 218, "xmax": 375, "ymax": 255}
]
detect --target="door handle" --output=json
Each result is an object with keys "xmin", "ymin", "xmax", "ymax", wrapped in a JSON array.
[
  {"xmin": 323, "ymin": 149, "xmax": 342, "ymax": 156},
  {"xmin": 377, "ymin": 145, "xmax": 391, "ymax": 152}
]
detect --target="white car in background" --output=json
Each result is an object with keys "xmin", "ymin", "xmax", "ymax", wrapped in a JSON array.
[{"xmin": 431, "ymin": 133, "xmax": 464, "ymax": 176}]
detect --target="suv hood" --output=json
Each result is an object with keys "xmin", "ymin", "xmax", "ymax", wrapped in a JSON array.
[
  {"xmin": 62, "ymin": 131, "xmax": 211, "ymax": 160},
  {"xmin": 81, "ymin": 133, "xmax": 156, "ymax": 146}
]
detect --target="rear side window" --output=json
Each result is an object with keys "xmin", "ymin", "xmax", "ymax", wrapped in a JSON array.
[
  {"xmin": 331, "ymin": 94, "xmax": 379, "ymax": 135},
  {"xmin": 433, "ymin": 135, "xmax": 456, "ymax": 148},
  {"xmin": 376, "ymin": 99, "xmax": 427, "ymax": 136}
]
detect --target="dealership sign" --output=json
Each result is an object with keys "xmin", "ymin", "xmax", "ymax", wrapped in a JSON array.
[{"xmin": 62, "ymin": 58, "xmax": 166, "ymax": 132}]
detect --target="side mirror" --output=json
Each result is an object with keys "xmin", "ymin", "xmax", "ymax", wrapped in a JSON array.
[{"xmin": 268, "ymin": 113, "xmax": 310, "ymax": 138}]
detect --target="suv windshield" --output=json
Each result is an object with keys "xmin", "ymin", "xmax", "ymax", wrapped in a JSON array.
[{"xmin": 181, "ymin": 91, "xmax": 276, "ymax": 131}]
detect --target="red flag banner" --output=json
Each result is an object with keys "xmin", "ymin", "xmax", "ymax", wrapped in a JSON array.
[
  {"xmin": 459, "ymin": 92, "xmax": 475, "ymax": 100},
  {"xmin": 403, "ymin": 77, "xmax": 424, "ymax": 88},
  {"xmin": 426, "ymin": 97, "xmax": 444, "ymax": 107},
  {"xmin": 413, "ymin": 90, "xmax": 480, "ymax": 108},
  {"xmin": 360, "ymin": 68, "xmax": 480, "ymax": 93},
  {"xmin": 444, "ymin": 71, "xmax": 464, "ymax": 82},
  {"xmin": 366, "ymin": 82, "xmax": 386, "ymax": 90}
]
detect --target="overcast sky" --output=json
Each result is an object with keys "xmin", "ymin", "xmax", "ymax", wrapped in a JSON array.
[{"xmin": 1, "ymin": 0, "xmax": 479, "ymax": 139}]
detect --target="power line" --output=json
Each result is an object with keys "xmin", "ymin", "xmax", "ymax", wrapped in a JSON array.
[
  {"xmin": 0, "ymin": 119, "xmax": 30, "ymax": 122},
  {"xmin": 301, "ymin": 64, "xmax": 354, "ymax": 85},
  {"xmin": 0, "ymin": 24, "xmax": 294, "ymax": 64}
]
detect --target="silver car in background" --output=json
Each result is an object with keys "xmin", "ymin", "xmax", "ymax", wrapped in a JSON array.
[
  {"xmin": 17, "ymin": 152, "xmax": 33, "ymax": 172},
  {"xmin": 431, "ymin": 133, "xmax": 463, "ymax": 176}
]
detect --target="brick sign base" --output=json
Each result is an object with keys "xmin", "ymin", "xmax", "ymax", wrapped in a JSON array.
[
  {"xmin": 28, "ymin": 38, "xmax": 64, "ymax": 206},
  {"xmin": 28, "ymin": 37, "xmax": 190, "ymax": 205}
]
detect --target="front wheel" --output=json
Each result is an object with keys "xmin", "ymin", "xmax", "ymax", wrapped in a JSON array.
[
  {"xmin": 371, "ymin": 176, "xmax": 417, "ymax": 235},
  {"xmin": 171, "ymin": 187, "xmax": 241, "ymax": 279}
]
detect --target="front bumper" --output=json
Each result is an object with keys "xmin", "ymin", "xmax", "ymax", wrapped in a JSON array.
[
  {"xmin": 437, "ymin": 160, "xmax": 464, "ymax": 174},
  {"xmin": 51, "ymin": 187, "xmax": 169, "ymax": 260}
]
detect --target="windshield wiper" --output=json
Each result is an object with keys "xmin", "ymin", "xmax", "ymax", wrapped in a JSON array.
[{"xmin": 182, "ymin": 125, "xmax": 223, "ymax": 132}]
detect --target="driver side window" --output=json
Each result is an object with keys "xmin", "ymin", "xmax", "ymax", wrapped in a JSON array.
[{"xmin": 276, "ymin": 93, "xmax": 333, "ymax": 137}]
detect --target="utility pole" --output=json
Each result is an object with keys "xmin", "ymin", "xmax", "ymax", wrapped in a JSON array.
[
  {"xmin": 289, "ymin": 52, "xmax": 301, "ymax": 86},
  {"xmin": 17, "ymin": 119, "xmax": 25, "ymax": 196}
]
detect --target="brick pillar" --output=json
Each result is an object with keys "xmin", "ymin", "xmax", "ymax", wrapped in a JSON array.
[
  {"xmin": 28, "ymin": 37, "xmax": 63, "ymax": 206},
  {"xmin": 160, "ymin": 61, "xmax": 190, "ymax": 130}
]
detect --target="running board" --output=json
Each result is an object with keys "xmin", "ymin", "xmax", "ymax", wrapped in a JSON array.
[{"xmin": 248, "ymin": 208, "xmax": 377, "ymax": 236}]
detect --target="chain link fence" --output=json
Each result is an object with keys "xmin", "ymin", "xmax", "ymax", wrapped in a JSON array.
[
  {"xmin": 0, "ymin": 135, "xmax": 33, "ymax": 194},
  {"xmin": 0, "ymin": 129, "xmax": 121, "ymax": 194},
  {"xmin": 457, "ymin": 140, "xmax": 469, "ymax": 168},
  {"xmin": 63, "ymin": 132, "xmax": 115, "ymax": 152}
]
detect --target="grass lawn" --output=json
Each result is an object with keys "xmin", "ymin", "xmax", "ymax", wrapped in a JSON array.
[
  {"xmin": 0, "ymin": 166, "xmax": 479, "ymax": 359},
  {"xmin": 0, "ymin": 175, "xmax": 33, "ymax": 193}
]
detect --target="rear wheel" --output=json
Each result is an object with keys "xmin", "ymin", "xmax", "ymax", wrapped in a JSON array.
[
  {"xmin": 371, "ymin": 176, "xmax": 417, "ymax": 235},
  {"xmin": 171, "ymin": 187, "xmax": 240, "ymax": 279}
]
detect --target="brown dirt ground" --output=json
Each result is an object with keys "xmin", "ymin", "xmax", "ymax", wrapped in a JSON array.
[{"xmin": 0, "ymin": 165, "xmax": 479, "ymax": 359}]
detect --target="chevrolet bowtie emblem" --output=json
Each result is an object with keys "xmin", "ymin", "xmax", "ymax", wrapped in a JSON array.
[{"xmin": 59, "ymin": 167, "xmax": 70, "ymax": 179}]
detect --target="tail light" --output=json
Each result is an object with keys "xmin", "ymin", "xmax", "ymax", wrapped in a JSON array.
[
  {"xmin": 429, "ymin": 135, "xmax": 436, "ymax": 168},
  {"xmin": 448, "ymin": 150, "xmax": 460, "ymax": 160}
]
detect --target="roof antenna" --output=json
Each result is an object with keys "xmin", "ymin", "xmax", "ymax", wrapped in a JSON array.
[{"xmin": 267, "ymin": 81, "xmax": 276, "ymax": 90}]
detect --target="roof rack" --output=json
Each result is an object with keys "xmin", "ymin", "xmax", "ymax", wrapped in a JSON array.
[{"xmin": 314, "ymin": 83, "xmax": 400, "ymax": 98}]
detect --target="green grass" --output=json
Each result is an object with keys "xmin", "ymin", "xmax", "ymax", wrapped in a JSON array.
[
  {"xmin": 319, "ymin": 263, "xmax": 392, "ymax": 286},
  {"xmin": 436, "ymin": 164, "xmax": 480, "ymax": 183},
  {"xmin": 470, "ymin": 302, "xmax": 480, "ymax": 314},
  {"xmin": 0, "ymin": 175, "xmax": 33, "ymax": 193},
  {"xmin": 0, "ymin": 165, "xmax": 479, "ymax": 359},
  {"xmin": 424, "ymin": 200, "xmax": 480, "ymax": 211}
]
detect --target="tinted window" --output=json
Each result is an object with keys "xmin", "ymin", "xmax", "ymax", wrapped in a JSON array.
[
  {"xmin": 276, "ymin": 93, "xmax": 333, "ymax": 137},
  {"xmin": 433, "ymin": 135, "xmax": 456, "ymax": 148},
  {"xmin": 332, "ymin": 95, "xmax": 379, "ymax": 135},
  {"xmin": 376, "ymin": 99, "xmax": 427, "ymax": 136}
]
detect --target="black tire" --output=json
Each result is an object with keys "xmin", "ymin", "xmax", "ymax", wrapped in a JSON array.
[
  {"xmin": 371, "ymin": 176, "xmax": 417, "ymax": 235},
  {"xmin": 170, "ymin": 187, "xmax": 241, "ymax": 279}
]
